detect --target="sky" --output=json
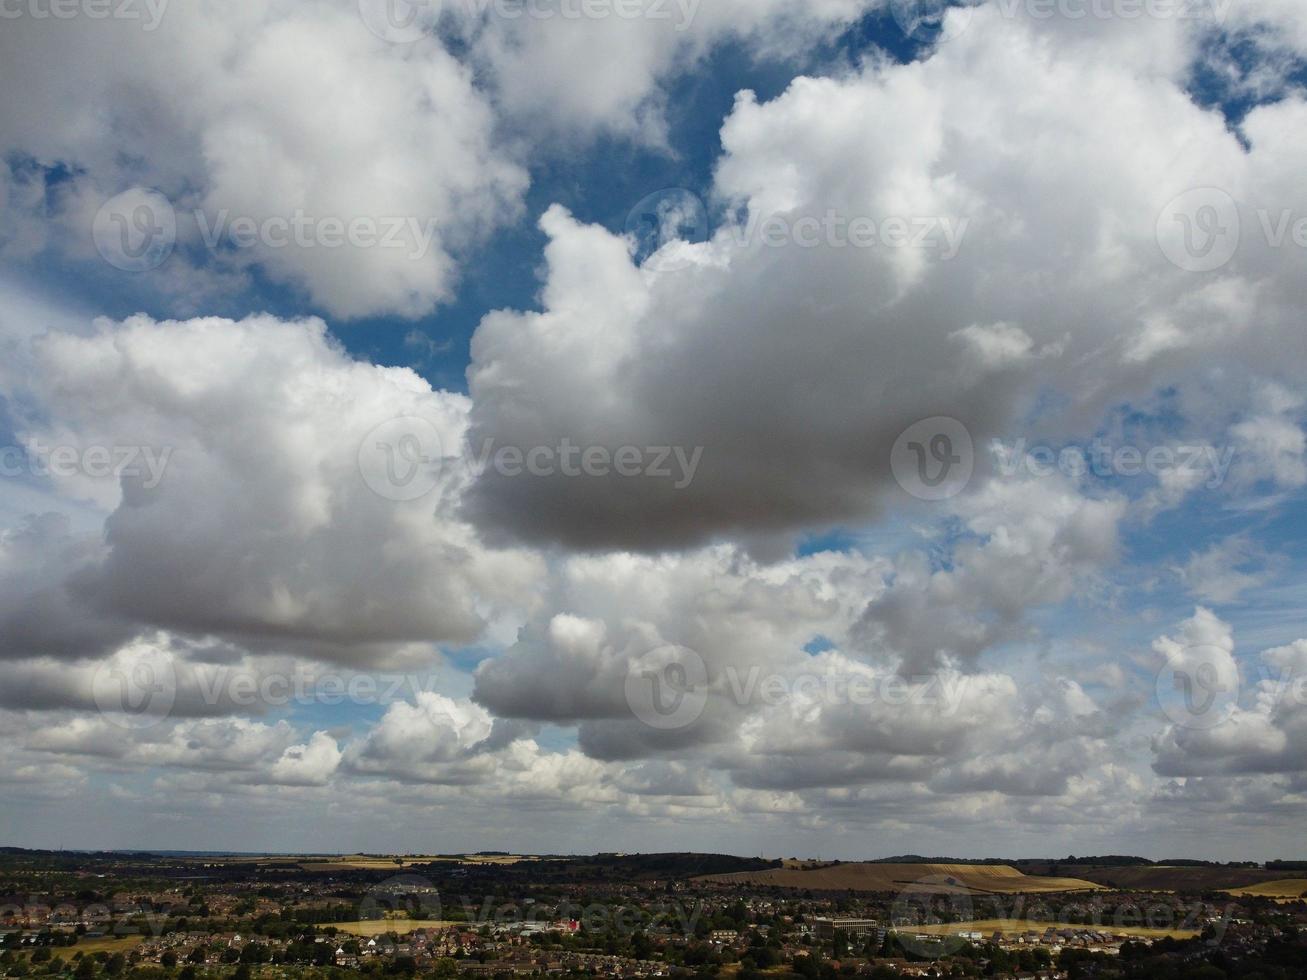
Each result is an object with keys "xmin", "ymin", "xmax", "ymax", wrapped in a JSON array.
[{"xmin": 1, "ymin": 0, "xmax": 1307, "ymax": 860}]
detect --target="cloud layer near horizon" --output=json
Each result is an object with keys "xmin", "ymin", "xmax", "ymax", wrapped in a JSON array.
[{"xmin": 2, "ymin": 0, "xmax": 1307, "ymax": 856}]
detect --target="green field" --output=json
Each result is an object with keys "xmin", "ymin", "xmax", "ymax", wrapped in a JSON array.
[{"xmin": 906, "ymin": 918, "xmax": 1199, "ymax": 940}]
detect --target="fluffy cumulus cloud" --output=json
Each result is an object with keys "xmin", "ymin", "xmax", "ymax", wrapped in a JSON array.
[
  {"xmin": 0, "ymin": 0, "xmax": 525, "ymax": 319},
  {"xmin": 857, "ymin": 466, "xmax": 1126, "ymax": 671},
  {"xmin": 5, "ymin": 1, "xmax": 1307, "ymax": 854},
  {"xmin": 1153, "ymin": 618, "xmax": 1307, "ymax": 779},
  {"xmin": 466, "ymin": 6, "xmax": 1307, "ymax": 551},
  {"xmin": 462, "ymin": 0, "xmax": 881, "ymax": 143},
  {"xmin": 1, "ymin": 312, "xmax": 544, "ymax": 665},
  {"xmin": 0, "ymin": 0, "xmax": 900, "ymax": 317}
]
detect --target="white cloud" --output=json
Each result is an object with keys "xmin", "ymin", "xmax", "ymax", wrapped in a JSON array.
[
  {"xmin": 466, "ymin": 11, "xmax": 1307, "ymax": 550},
  {"xmin": 0, "ymin": 1, "xmax": 526, "ymax": 319},
  {"xmin": 2, "ymin": 312, "xmax": 545, "ymax": 665}
]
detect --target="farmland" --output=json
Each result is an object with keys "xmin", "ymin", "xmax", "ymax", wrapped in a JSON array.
[
  {"xmin": 698, "ymin": 862, "xmax": 1104, "ymax": 894},
  {"xmin": 324, "ymin": 919, "xmax": 460, "ymax": 937},
  {"xmin": 906, "ymin": 918, "xmax": 1200, "ymax": 940},
  {"xmin": 1022, "ymin": 864, "xmax": 1300, "ymax": 892},
  {"xmin": 1224, "ymin": 878, "xmax": 1307, "ymax": 900}
]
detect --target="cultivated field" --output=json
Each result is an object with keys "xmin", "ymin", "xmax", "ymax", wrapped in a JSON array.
[
  {"xmin": 72, "ymin": 936, "xmax": 147, "ymax": 955},
  {"xmin": 16, "ymin": 937, "xmax": 145, "ymax": 959},
  {"xmin": 187, "ymin": 853, "xmax": 543, "ymax": 872},
  {"xmin": 1223, "ymin": 878, "xmax": 1307, "ymax": 900},
  {"xmin": 699, "ymin": 863, "xmax": 1103, "ymax": 895},
  {"xmin": 326, "ymin": 920, "xmax": 460, "ymax": 937},
  {"xmin": 1029, "ymin": 865, "xmax": 1296, "ymax": 893},
  {"xmin": 289, "ymin": 854, "xmax": 539, "ymax": 872},
  {"xmin": 906, "ymin": 919, "xmax": 1198, "ymax": 940}
]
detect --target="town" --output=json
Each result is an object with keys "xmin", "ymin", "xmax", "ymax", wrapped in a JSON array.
[{"xmin": 2, "ymin": 851, "xmax": 1305, "ymax": 980}]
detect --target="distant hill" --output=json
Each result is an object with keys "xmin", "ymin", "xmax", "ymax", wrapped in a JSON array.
[
  {"xmin": 697, "ymin": 862, "xmax": 1103, "ymax": 895},
  {"xmin": 558, "ymin": 852, "xmax": 780, "ymax": 879},
  {"xmin": 1019, "ymin": 864, "xmax": 1291, "ymax": 891}
]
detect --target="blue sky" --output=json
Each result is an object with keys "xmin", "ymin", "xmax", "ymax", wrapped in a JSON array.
[{"xmin": 2, "ymin": 0, "xmax": 1307, "ymax": 858}]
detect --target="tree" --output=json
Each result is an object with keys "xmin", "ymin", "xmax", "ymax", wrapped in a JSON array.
[{"xmin": 160, "ymin": 952, "xmax": 177, "ymax": 969}]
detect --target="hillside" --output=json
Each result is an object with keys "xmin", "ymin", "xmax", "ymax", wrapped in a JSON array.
[
  {"xmin": 1021, "ymin": 864, "xmax": 1297, "ymax": 892},
  {"xmin": 697, "ymin": 862, "xmax": 1103, "ymax": 894}
]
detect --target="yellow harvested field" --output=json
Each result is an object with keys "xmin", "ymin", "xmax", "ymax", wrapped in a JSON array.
[
  {"xmin": 700, "ymin": 863, "xmax": 1103, "ymax": 895},
  {"xmin": 297, "ymin": 854, "xmax": 539, "ymax": 871},
  {"xmin": 906, "ymin": 919, "xmax": 1198, "ymax": 940},
  {"xmin": 1224, "ymin": 878, "xmax": 1307, "ymax": 899},
  {"xmin": 75, "ymin": 936, "xmax": 147, "ymax": 955},
  {"xmin": 326, "ymin": 920, "xmax": 461, "ymax": 937},
  {"xmin": 22, "ymin": 936, "xmax": 147, "ymax": 958}
]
